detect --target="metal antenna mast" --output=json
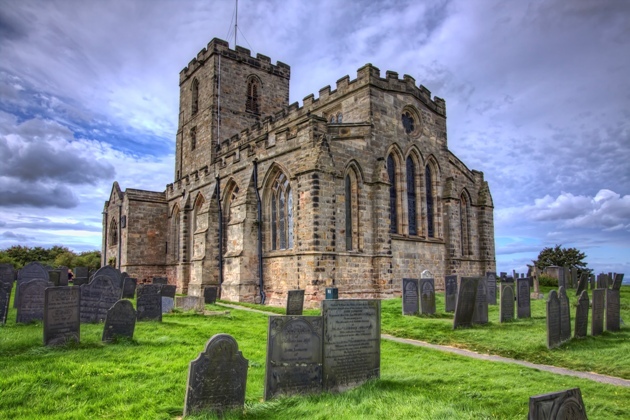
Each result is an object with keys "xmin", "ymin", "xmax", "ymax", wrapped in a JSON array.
[{"xmin": 235, "ymin": 0, "xmax": 238, "ymax": 47}]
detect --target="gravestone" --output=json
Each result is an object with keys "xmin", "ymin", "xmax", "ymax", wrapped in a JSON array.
[
  {"xmin": 15, "ymin": 262, "xmax": 49, "ymax": 307},
  {"xmin": 486, "ymin": 272, "xmax": 497, "ymax": 305},
  {"xmin": 74, "ymin": 267, "xmax": 89, "ymax": 278},
  {"xmin": 16, "ymin": 278, "xmax": 53, "ymax": 323},
  {"xmin": 596, "ymin": 273, "xmax": 607, "ymax": 289},
  {"xmin": 285, "ymin": 290, "xmax": 305, "ymax": 315},
  {"xmin": 444, "ymin": 275, "xmax": 457, "ymax": 312},
  {"xmin": 44, "ymin": 286, "xmax": 80, "ymax": 346},
  {"xmin": 102, "ymin": 299, "xmax": 136, "ymax": 342},
  {"xmin": 606, "ymin": 289, "xmax": 620, "ymax": 332},
  {"xmin": 152, "ymin": 277, "xmax": 168, "ymax": 285},
  {"xmin": 570, "ymin": 267, "xmax": 577, "ymax": 289},
  {"xmin": 499, "ymin": 283, "xmax": 515, "ymax": 323},
  {"xmin": 136, "ymin": 284, "xmax": 162, "ymax": 321},
  {"xmin": 322, "ymin": 299, "xmax": 380, "ymax": 393},
  {"xmin": 589, "ymin": 274, "xmax": 595, "ymax": 290},
  {"xmin": 558, "ymin": 287, "xmax": 571, "ymax": 342},
  {"xmin": 453, "ymin": 277, "xmax": 479, "ymax": 329},
  {"xmin": 56, "ymin": 266, "xmax": 69, "ymax": 287},
  {"xmin": 183, "ymin": 334, "xmax": 248, "ymax": 416},
  {"xmin": 591, "ymin": 289, "xmax": 605, "ymax": 336},
  {"xmin": 204, "ymin": 286, "xmax": 218, "ymax": 304},
  {"xmin": 48, "ymin": 270, "xmax": 61, "ymax": 287},
  {"xmin": 546, "ymin": 290, "xmax": 562, "ymax": 349},
  {"xmin": 612, "ymin": 273, "xmax": 624, "ymax": 291},
  {"xmin": 574, "ymin": 290, "xmax": 589, "ymax": 339},
  {"xmin": 265, "ymin": 316, "xmax": 323, "ymax": 399},
  {"xmin": 160, "ymin": 284, "xmax": 177, "ymax": 298},
  {"xmin": 517, "ymin": 278, "xmax": 531, "ymax": 318},
  {"xmin": 528, "ymin": 387, "xmax": 587, "ymax": 420},
  {"xmin": 175, "ymin": 296, "xmax": 204, "ymax": 312},
  {"xmin": 503, "ymin": 276, "xmax": 514, "ymax": 283},
  {"xmin": 575, "ymin": 272, "xmax": 587, "ymax": 296},
  {"xmin": 73, "ymin": 277, "xmax": 89, "ymax": 286},
  {"xmin": 402, "ymin": 278, "xmax": 420, "ymax": 315},
  {"xmin": 419, "ymin": 278, "xmax": 436, "ymax": 315},
  {"xmin": 121, "ymin": 277, "xmax": 137, "ymax": 299},
  {"xmin": 91, "ymin": 266, "xmax": 123, "ymax": 289},
  {"xmin": 472, "ymin": 276, "xmax": 488, "ymax": 325},
  {"xmin": 0, "ymin": 281, "xmax": 13, "ymax": 325},
  {"xmin": 80, "ymin": 276, "xmax": 120, "ymax": 323},
  {"xmin": 325, "ymin": 287, "xmax": 338, "ymax": 300},
  {"xmin": 0, "ymin": 263, "xmax": 15, "ymax": 284},
  {"xmin": 162, "ymin": 297, "xmax": 174, "ymax": 313}
]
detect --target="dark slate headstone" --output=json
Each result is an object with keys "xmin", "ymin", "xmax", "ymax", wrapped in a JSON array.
[
  {"xmin": 0, "ymin": 281, "xmax": 13, "ymax": 325},
  {"xmin": 264, "ymin": 316, "xmax": 323, "ymax": 400},
  {"xmin": 546, "ymin": 290, "xmax": 562, "ymax": 349},
  {"xmin": 48, "ymin": 270, "xmax": 61, "ymax": 287},
  {"xmin": 121, "ymin": 277, "xmax": 137, "ymax": 299},
  {"xmin": 517, "ymin": 278, "xmax": 531, "ymax": 318},
  {"xmin": 204, "ymin": 286, "xmax": 218, "ymax": 304},
  {"xmin": 570, "ymin": 267, "xmax": 577, "ymax": 289},
  {"xmin": 503, "ymin": 276, "xmax": 514, "ymax": 283},
  {"xmin": 74, "ymin": 267, "xmax": 89, "ymax": 279},
  {"xmin": 17, "ymin": 278, "xmax": 53, "ymax": 323},
  {"xmin": 499, "ymin": 283, "xmax": 515, "ymax": 323},
  {"xmin": 453, "ymin": 277, "xmax": 479, "ymax": 329},
  {"xmin": 183, "ymin": 334, "xmax": 248, "ymax": 416},
  {"xmin": 557, "ymin": 267, "xmax": 566, "ymax": 289},
  {"xmin": 73, "ymin": 277, "xmax": 89, "ymax": 286},
  {"xmin": 574, "ymin": 290, "xmax": 589, "ymax": 339},
  {"xmin": 402, "ymin": 278, "xmax": 419, "ymax": 315},
  {"xmin": 15, "ymin": 262, "xmax": 49, "ymax": 307},
  {"xmin": 472, "ymin": 276, "xmax": 488, "ymax": 325},
  {"xmin": 591, "ymin": 289, "xmax": 605, "ymax": 336},
  {"xmin": 175, "ymin": 296, "xmax": 204, "ymax": 311},
  {"xmin": 486, "ymin": 272, "xmax": 497, "ymax": 305},
  {"xmin": 80, "ymin": 276, "xmax": 120, "ymax": 323},
  {"xmin": 44, "ymin": 286, "xmax": 80, "ymax": 346},
  {"xmin": 606, "ymin": 289, "xmax": 620, "ymax": 332},
  {"xmin": 589, "ymin": 274, "xmax": 595, "ymax": 290},
  {"xmin": 152, "ymin": 277, "xmax": 168, "ymax": 285},
  {"xmin": 558, "ymin": 286, "xmax": 571, "ymax": 342},
  {"xmin": 136, "ymin": 284, "xmax": 162, "ymax": 321},
  {"xmin": 160, "ymin": 284, "xmax": 177, "ymax": 299},
  {"xmin": 612, "ymin": 273, "xmax": 624, "ymax": 291},
  {"xmin": 575, "ymin": 272, "xmax": 587, "ymax": 296},
  {"xmin": 325, "ymin": 287, "xmax": 338, "ymax": 300},
  {"xmin": 444, "ymin": 275, "xmax": 457, "ymax": 313},
  {"xmin": 528, "ymin": 388, "xmax": 587, "ymax": 420},
  {"xmin": 0, "ymin": 263, "xmax": 15, "ymax": 284},
  {"xmin": 56, "ymin": 266, "xmax": 69, "ymax": 287},
  {"xmin": 419, "ymin": 278, "xmax": 436, "ymax": 315},
  {"xmin": 286, "ymin": 290, "xmax": 305, "ymax": 316},
  {"xmin": 162, "ymin": 296, "xmax": 174, "ymax": 313},
  {"xmin": 322, "ymin": 299, "xmax": 380, "ymax": 393},
  {"xmin": 102, "ymin": 299, "xmax": 136, "ymax": 342},
  {"xmin": 91, "ymin": 266, "xmax": 123, "ymax": 289}
]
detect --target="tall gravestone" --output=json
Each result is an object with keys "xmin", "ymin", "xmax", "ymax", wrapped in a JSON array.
[
  {"xmin": 419, "ymin": 278, "xmax": 436, "ymax": 315},
  {"xmin": 575, "ymin": 272, "xmax": 587, "ymax": 296},
  {"xmin": 591, "ymin": 289, "xmax": 605, "ymax": 336},
  {"xmin": 596, "ymin": 273, "xmax": 607, "ymax": 289},
  {"xmin": 472, "ymin": 276, "xmax": 488, "ymax": 325},
  {"xmin": 44, "ymin": 286, "xmax": 80, "ymax": 346},
  {"xmin": 546, "ymin": 290, "xmax": 562, "ymax": 349},
  {"xmin": 102, "ymin": 300, "xmax": 136, "ymax": 342},
  {"xmin": 528, "ymin": 388, "xmax": 587, "ymax": 420},
  {"xmin": 80, "ymin": 276, "xmax": 120, "ymax": 323},
  {"xmin": 73, "ymin": 266, "xmax": 89, "ymax": 286},
  {"xmin": 91, "ymin": 266, "xmax": 123, "ymax": 289},
  {"xmin": 285, "ymin": 290, "xmax": 305, "ymax": 315},
  {"xmin": 574, "ymin": 290, "xmax": 589, "ymax": 339},
  {"xmin": 16, "ymin": 278, "xmax": 53, "ymax": 323},
  {"xmin": 121, "ymin": 277, "xmax": 137, "ymax": 299},
  {"xmin": 570, "ymin": 267, "xmax": 577, "ymax": 289},
  {"xmin": 15, "ymin": 262, "xmax": 49, "ymax": 308},
  {"xmin": 56, "ymin": 266, "xmax": 69, "ymax": 287},
  {"xmin": 558, "ymin": 287, "xmax": 571, "ymax": 342},
  {"xmin": 517, "ymin": 278, "xmax": 531, "ymax": 318},
  {"xmin": 204, "ymin": 286, "xmax": 218, "ymax": 304},
  {"xmin": 589, "ymin": 274, "xmax": 595, "ymax": 290},
  {"xmin": 402, "ymin": 278, "xmax": 420, "ymax": 315},
  {"xmin": 453, "ymin": 277, "xmax": 478, "ymax": 329},
  {"xmin": 160, "ymin": 284, "xmax": 176, "ymax": 314},
  {"xmin": 486, "ymin": 272, "xmax": 497, "ymax": 305},
  {"xmin": 499, "ymin": 283, "xmax": 514, "ymax": 323},
  {"xmin": 136, "ymin": 284, "xmax": 162, "ymax": 321},
  {"xmin": 265, "ymin": 316, "xmax": 323, "ymax": 399},
  {"xmin": 606, "ymin": 289, "xmax": 620, "ymax": 332},
  {"xmin": 184, "ymin": 334, "xmax": 248, "ymax": 416},
  {"xmin": 557, "ymin": 267, "xmax": 566, "ymax": 289},
  {"xmin": 444, "ymin": 275, "xmax": 457, "ymax": 312},
  {"xmin": 612, "ymin": 273, "xmax": 624, "ymax": 291},
  {"xmin": 0, "ymin": 281, "xmax": 13, "ymax": 325}
]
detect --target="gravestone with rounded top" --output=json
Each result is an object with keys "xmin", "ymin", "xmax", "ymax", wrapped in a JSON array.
[
  {"xmin": 17, "ymin": 278, "xmax": 53, "ymax": 323},
  {"xmin": 137, "ymin": 284, "xmax": 162, "ymax": 321},
  {"xmin": 499, "ymin": 283, "xmax": 514, "ymax": 323},
  {"xmin": 80, "ymin": 276, "xmax": 120, "ymax": 323},
  {"xmin": 591, "ymin": 289, "xmax": 605, "ymax": 336},
  {"xmin": 558, "ymin": 287, "xmax": 571, "ymax": 342},
  {"xmin": 15, "ymin": 262, "xmax": 49, "ymax": 308},
  {"xmin": 486, "ymin": 272, "xmax": 497, "ymax": 305},
  {"xmin": 546, "ymin": 290, "xmax": 561, "ymax": 349},
  {"xmin": 91, "ymin": 266, "xmax": 123, "ymax": 289},
  {"xmin": 419, "ymin": 278, "xmax": 436, "ymax": 315},
  {"xmin": 528, "ymin": 388, "xmax": 586, "ymax": 420},
  {"xmin": 574, "ymin": 290, "xmax": 589, "ymax": 338},
  {"xmin": 0, "ymin": 263, "xmax": 14, "ymax": 284},
  {"xmin": 102, "ymin": 299, "xmax": 136, "ymax": 342},
  {"xmin": 575, "ymin": 272, "xmax": 587, "ymax": 296},
  {"xmin": 402, "ymin": 278, "xmax": 419, "ymax": 315},
  {"xmin": 517, "ymin": 278, "xmax": 531, "ymax": 318},
  {"xmin": 472, "ymin": 276, "xmax": 488, "ymax": 324}
]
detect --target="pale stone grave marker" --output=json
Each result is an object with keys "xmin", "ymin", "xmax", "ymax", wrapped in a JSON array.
[
  {"xmin": 528, "ymin": 387, "xmax": 587, "ymax": 420},
  {"xmin": 183, "ymin": 334, "xmax": 248, "ymax": 416},
  {"xmin": 204, "ymin": 286, "xmax": 218, "ymax": 304},
  {"xmin": 591, "ymin": 289, "xmax": 605, "ymax": 336},
  {"xmin": 453, "ymin": 277, "xmax": 478, "ymax": 329},
  {"xmin": 486, "ymin": 272, "xmax": 497, "ymax": 305},
  {"xmin": 574, "ymin": 290, "xmax": 589, "ymax": 338},
  {"xmin": 444, "ymin": 275, "xmax": 457, "ymax": 312},
  {"xmin": 472, "ymin": 276, "xmax": 488, "ymax": 325},
  {"xmin": 44, "ymin": 286, "xmax": 80, "ymax": 346},
  {"xmin": 15, "ymin": 261, "xmax": 49, "ymax": 308},
  {"xmin": 419, "ymin": 278, "xmax": 436, "ymax": 315},
  {"xmin": 0, "ymin": 281, "xmax": 12, "ymax": 325},
  {"xmin": 102, "ymin": 300, "xmax": 136, "ymax": 342},
  {"xmin": 17, "ymin": 278, "xmax": 53, "ymax": 323},
  {"xmin": 606, "ymin": 289, "xmax": 620, "ymax": 332},
  {"xmin": 136, "ymin": 284, "xmax": 162, "ymax": 321},
  {"xmin": 559, "ymin": 286, "xmax": 571, "ymax": 342},
  {"xmin": 80, "ymin": 276, "xmax": 120, "ymax": 323},
  {"xmin": 285, "ymin": 289, "xmax": 305, "ymax": 315},
  {"xmin": 612, "ymin": 273, "xmax": 624, "ymax": 291},
  {"xmin": 402, "ymin": 278, "xmax": 419, "ymax": 315},
  {"xmin": 121, "ymin": 277, "xmax": 137, "ymax": 299},
  {"xmin": 546, "ymin": 290, "xmax": 562, "ymax": 349},
  {"xmin": 575, "ymin": 272, "xmax": 587, "ymax": 296},
  {"xmin": 175, "ymin": 296, "xmax": 204, "ymax": 311},
  {"xmin": 517, "ymin": 278, "xmax": 531, "ymax": 318},
  {"xmin": 162, "ymin": 297, "xmax": 174, "ymax": 313},
  {"xmin": 499, "ymin": 283, "xmax": 514, "ymax": 323}
]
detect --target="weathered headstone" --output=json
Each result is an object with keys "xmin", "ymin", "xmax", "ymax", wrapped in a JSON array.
[
  {"xmin": 589, "ymin": 274, "xmax": 595, "ymax": 290},
  {"xmin": 80, "ymin": 276, "xmax": 120, "ymax": 323},
  {"xmin": 16, "ymin": 278, "xmax": 53, "ymax": 323},
  {"xmin": 325, "ymin": 287, "xmax": 338, "ymax": 300},
  {"xmin": 528, "ymin": 388, "xmax": 587, "ymax": 420},
  {"xmin": 517, "ymin": 278, "xmax": 531, "ymax": 318},
  {"xmin": 0, "ymin": 263, "xmax": 14, "ymax": 284},
  {"xmin": 612, "ymin": 273, "xmax": 624, "ymax": 291},
  {"xmin": 91, "ymin": 266, "xmax": 123, "ymax": 289},
  {"xmin": 402, "ymin": 278, "xmax": 419, "ymax": 315},
  {"xmin": 136, "ymin": 284, "xmax": 162, "ymax": 321},
  {"xmin": 0, "ymin": 281, "xmax": 13, "ymax": 325},
  {"xmin": 606, "ymin": 289, "xmax": 620, "ymax": 332},
  {"xmin": 444, "ymin": 275, "xmax": 457, "ymax": 312},
  {"xmin": 73, "ymin": 277, "xmax": 89, "ymax": 286},
  {"xmin": 499, "ymin": 283, "xmax": 515, "ymax": 323},
  {"xmin": 56, "ymin": 266, "xmax": 69, "ymax": 287},
  {"xmin": 419, "ymin": 278, "xmax": 436, "ymax": 315},
  {"xmin": 74, "ymin": 267, "xmax": 89, "ymax": 278},
  {"xmin": 557, "ymin": 267, "xmax": 566, "ymax": 289},
  {"xmin": 546, "ymin": 290, "xmax": 562, "ymax": 349},
  {"xmin": 264, "ymin": 316, "xmax": 323, "ymax": 399},
  {"xmin": 570, "ymin": 267, "xmax": 577, "ymax": 289},
  {"xmin": 15, "ymin": 262, "xmax": 49, "ymax": 307},
  {"xmin": 286, "ymin": 290, "xmax": 305, "ymax": 315},
  {"xmin": 591, "ymin": 289, "xmax": 605, "ymax": 336},
  {"xmin": 558, "ymin": 287, "xmax": 571, "ymax": 342},
  {"xmin": 486, "ymin": 272, "xmax": 497, "ymax": 305},
  {"xmin": 575, "ymin": 272, "xmax": 587, "ymax": 296},
  {"xmin": 160, "ymin": 284, "xmax": 177, "ymax": 298},
  {"xmin": 574, "ymin": 290, "xmax": 589, "ymax": 339},
  {"xmin": 175, "ymin": 296, "xmax": 204, "ymax": 312},
  {"xmin": 152, "ymin": 277, "xmax": 168, "ymax": 285},
  {"xmin": 472, "ymin": 276, "xmax": 488, "ymax": 325},
  {"xmin": 44, "ymin": 286, "xmax": 80, "ymax": 346},
  {"xmin": 102, "ymin": 299, "xmax": 136, "ymax": 342},
  {"xmin": 596, "ymin": 273, "xmax": 607, "ymax": 289},
  {"xmin": 162, "ymin": 297, "xmax": 174, "ymax": 313},
  {"xmin": 121, "ymin": 277, "xmax": 137, "ymax": 299},
  {"xmin": 183, "ymin": 334, "xmax": 248, "ymax": 416},
  {"xmin": 48, "ymin": 270, "xmax": 61, "ymax": 287},
  {"xmin": 204, "ymin": 286, "xmax": 218, "ymax": 304},
  {"xmin": 453, "ymin": 277, "xmax": 478, "ymax": 329},
  {"xmin": 321, "ymin": 299, "xmax": 380, "ymax": 392}
]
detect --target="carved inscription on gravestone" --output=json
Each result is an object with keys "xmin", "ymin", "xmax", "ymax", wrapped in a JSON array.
[
  {"xmin": 546, "ymin": 290, "xmax": 562, "ymax": 349},
  {"xmin": 517, "ymin": 278, "xmax": 531, "ymax": 318},
  {"xmin": 121, "ymin": 277, "xmax": 137, "ymax": 299},
  {"xmin": 286, "ymin": 290, "xmax": 305, "ymax": 316},
  {"xmin": 102, "ymin": 299, "xmax": 136, "ymax": 342},
  {"xmin": 591, "ymin": 289, "xmax": 605, "ymax": 336},
  {"xmin": 453, "ymin": 277, "xmax": 478, "ymax": 329},
  {"xmin": 528, "ymin": 387, "xmax": 587, "ymax": 420},
  {"xmin": 80, "ymin": 276, "xmax": 120, "ymax": 323},
  {"xmin": 265, "ymin": 316, "xmax": 323, "ymax": 399},
  {"xmin": 444, "ymin": 275, "xmax": 457, "ymax": 312},
  {"xmin": 204, "ymin": 286, "xmax": 218, "ymax": 304},
  {"xmin": 499, "ymin": 283, "xmax": 514, "ymax": 323},
  {"xmin": 1, "ymin": 281, "xmax": 13, "ymax": 325},
  {"xmin": 184, "ymin": 334, "xmax": 248, "ymax": 416},
  {"xmin": 473, "ymin": 277, "xmax": 488, "ymax": 325},
  {"xmin": 322, "ymin": 299, "xmax": 380, "ymax": 393},
  {"xmin": 402, "ymin": 278, "xmax": 419, "ymax": 315},
  {"xmin": 606, "ymin": 289, "xmax": 620, "ymax": 332},
  {"xmin": 44, "ymin": 286, "xmax": 80, "ymax": 346},
  {"xmin": 17, "ymin": 278, "xmax": 53, "ymax": 323},
  {"xmin": 420, "ymin": 278, "xmax": 436, "ymax": 315},
  {"xmin": 136, "ymin": 284, "xmax": 162, "ymax": 321},
  {"xmin": 486, "ymin": 272, "xmax": 497, "ymax": 305},
  {"xmin": 574, "ymin": 290, "xmax": 589, "ymax": 338},
  {"xmin": 558, "ymin": 287, "xmax": 571, "ymax": 342}
]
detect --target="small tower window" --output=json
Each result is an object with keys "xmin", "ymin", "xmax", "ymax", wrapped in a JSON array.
[
  {"xmin": 246, "ymin": 76, "xmax": 260, "ymax": 114},
  {"xmin": 190, "ymin": 127, "xmax": 197, "ymax": 151},
  {"xmin": 191, "ymin": 78, "xmax": 199, "ymax": 115}
]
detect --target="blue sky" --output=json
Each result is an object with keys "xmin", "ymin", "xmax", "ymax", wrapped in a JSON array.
[{"xmin": 0, "ymin": 0, "xmax": 628, "ymax": 275}]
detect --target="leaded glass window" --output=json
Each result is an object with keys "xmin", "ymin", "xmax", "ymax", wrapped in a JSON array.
[{"xmin": 388, "ymin": 154, "xmax": 398, "ymax": 233}]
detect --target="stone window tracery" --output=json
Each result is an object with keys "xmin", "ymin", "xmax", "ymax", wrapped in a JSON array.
[
  {"xmin": 191, "ymin": 78, "xmax": 199, "ymax": 115},
  {"xmin": 246, "ymin": 76, "xmax": 260, "ymax": 114},
  {"xmin": 269, "ymin": 172, "xmax": 293, "ymax": 250}
]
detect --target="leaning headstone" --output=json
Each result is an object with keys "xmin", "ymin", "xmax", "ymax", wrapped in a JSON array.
[
  {"xmin": 15, "ymin": 262, "xmax": 49, "ymax": 307},
  {"xmin": 486, "ymin": 272, "xmax": 497, "ymax": 305},
  {"xmin": 472, "ymin": 276, "xmax": 488, "ymax": 325},
  {"xmin": 264, "ymin": 316, "xmax": 323, "ymax": 399},
  {"xmin": 546, "ymin": 290, "xmax": 562, "ymax": 349},
  {"xmin": 16, "ymin": 278, "xmax": 53, "ymax": 323},
  {"xmin": 91, "ymin": 266, "xmax": 123, "ymax": 289},
  {"xmin": 419, "ymin": 278, "xmax": 436, "ymax": 315},
  {"xmin": 286, "ymin": 289, "xmax": 305, "ymax": 315},
  {"xmin": 528, "ymin": 388, "xmax": 587, "ymax": 420},
  {"xmin": 606, "ymin": 289, "xmax": 620, "ymax": 332},
  {"xmin": 558, "ymin": 287, "xmax": 571, "ymax": 342},
  {"xmin": 80, "ymin": 276, "xmax": 120, "ymax": 323},
  {"xmin": 612, "ymin": 273, "xmax": 624, "ymax": 291},
  {"xmin": 44, "ymin": 286, "xmax": 80, "ymax": 346},
  {"xmin": 402, "ymin": 278, "xmax": 420, "ymax": 315},
  {"xmin": 1, "ymin": 281, "xmax": 13, "ymax": 325},
  {"xmin": 183, "ymin": 334, "xmax": 248, "ymax": 416},
  {"xmin": 453, "ymin": 277, "xmax": 479, "ymax": 329},
  {"xmin": 444, "ymin": 275, "xmax": 457, "ymax": 312},
  {"xmin": 517, "ymin": 278, "xmax": 531, "ymax": 318},
  {"xmin": 322, "ymin": 299, "xmax": 380, "ymax": 393},
  {"xmin": 0, "ymin": 263, "xmax": 14, "ymax": 284},
  {"xmin": 499, "ymin": 283, "xmax": 515, "ymax": 323},
  {"xmin": 175, "ymin": 296, "xmax": 204, "ymax": 312},
  {"xmin": 162, "ymin": 297, "xmax": 174, "ymax": 314},
  {"xmin": 136, "ymin": 284, "xmax": 162, "ymax": 321},
  {"xmin": 121, "ymin": 277, "xmax": 137, "ymax": 299},
  {"xmin": 102, "ymin": 300, "xmax": 136, "ymax": 342},
  {"xmin": 591, "ymin": 289, "xmax": 605, "ymax": 336},
  {"xmin": 574, "ymin": 290, "xmax": 589, "ymax": 339},
  {"xmin": 575, "ymin": 272, "xmax": 587, "ymax": 296},
  {"xmin": 152, "ymin": 277, "xmax": 168, "ymax": 285},
  {"xmin": 204, "ymin": 286, "xmax": 218, "ymax": 304},
  {"xmin": 160, "ymin": 284, "xmax": 177, "ymax": 298}
]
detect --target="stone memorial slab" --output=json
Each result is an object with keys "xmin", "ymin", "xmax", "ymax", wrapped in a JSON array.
[
  {"xmin": 402, "ymin": 278, "xmax": 419, "ymax": 315},
  {"xmin": 591, "ymin": 289, "xmax": 605, "ymax": 336},
  {"xmin": 264, "ymin": 316, "xmax": 323, "ymax": 399},
  {"xmin": 325, "ymin": 287, "xmax": 338, "ymax": 300},
  {"xmin": 576, "ymin": 272, "xmax": 587, "ymax": 296},
  {"xmin": 322, "ymin": 299, "xmax": 380, "ymax": 393},
  {"xmin": 499, "ymin": 283, "xmax": 515, "ymax": 323},
  {"xmin": 486, "ymin": 272, "xmax": 497, "ymax": 305},
  {"xmin": 162, "ymin": 296, "xmax": 174, "ymax": 313},
  {"xmin": 121, "ymin": 277, "xmax": 137, "ymax": 299},
  {"xmin": 472, "ymin": 276, "xmax": 488, "ymax": 325},
  {"xmin": 91, "ymin": 266, "xmax": 123, "ymax": 288},
  {"xmin": 44, "ymin": 286, "xmax": 80, "ymax": 346},
  {"xmin": 559, "ymin": 286, "xmax": 571, "ymax": 342},
  {"xmin": 0, "ymin": 263, "xmax": 14, "ymax": 284},
  {"xmin": 503, "ymin": 276, "xmax": 514, "ymax": 283},
  {"xmin": 612, "ymin": 273, "xmax": 624, "ymax": 291},
  {"xmin": 444, "ymin": 275, "xmax": 457, "ymax": 312},
  {"xmin": 528, "ymin": 387, "xmax": 587, "ymax": 420},
  {"xmin": 286, "ymin": 290, "xmax": 305, "ymax": 315},
  {"xmin": 160, "ymin": 284, "xmax": 177, "ymax": 299},
  {"xmin": 606, "ymin": 289, "xmax": 620, "ymax": 332},
  {"xmin": 453, "ymin": 277, "xmax": 479, "ymax": 329},
  {"xmin": 184, "ymin": 334, "xmax": 248, "ymax": 416},
  {"xmin": 1, "ymin": 281, "xmax": 12, "ymax": 325},
  {"xmin": 16, "ymin": 278, "xmax": 53, "ymax": 323},
  {"xmin": 136, "ymin": 284, "xmax": 162, "ymax": 321},
  {"xmin": 102, "ymin": 299, "xmax": 136, "ymax": 342},
  {"xmin": 15, "ymin": 262, "xmax": 49, "ymax": 307},
  {"xmin": 546, "ymin": 290, "xmax": 562, "ymax": 349},
  {"xmin": 574, "ymin": 290, "xmax": 589, "ymax": 339},
  {"xmin": 204, "ymin": 286, "xmax": 218, "ymax": 304},
  {"xmin": 80, "ymin": 276, "xmax": 120, "ymax": 323},
  {"xmin": 517, "ymin": 278, "xmax": 531, "ymax": 318},
  {"xmin": 419, "ymin": 278, "xmax": 436, "ymax": 315},
  {"xmin": 175, "ymin": 296, "xmax": 204, "ymax": 311},
  {"xmin": 48, "ymin": 270, "xmax": 61, "ymax": 287},
  {"xmin": 152, "ymin": 277, "xmax": 168, "ymax": 285}
]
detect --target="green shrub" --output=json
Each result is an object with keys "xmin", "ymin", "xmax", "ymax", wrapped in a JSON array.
[{"xmin": 538, "ymin": 274, "xmax": 558, "ymax": 287}]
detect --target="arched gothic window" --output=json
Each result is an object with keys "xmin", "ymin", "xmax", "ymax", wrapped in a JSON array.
[
  {"xmin": 425, "ymin": 165, "xmax": 435, "ymax": 238},
  {"xmin": 223, "ymin": 185, "xmax": 239, "ymax": 255},
  {"xmin": 190, "ymin": 127, "xmax": 197, "ymax": 151},
  {"xmin": 460, "ymin": 193, "xmax": 470, "ymax": 256},
  {"xmin": 246, "ymin": 76, "xmax": 260, "ymax": 114},
  {"xmin": 170, "ymin": 206, "xmax": 180, "ymax": 262},
  {"xmin": 345, "ymin": 170, "xmax": 360, "ymax": 251},
  {"xmin": 191, "ymin": 78, "xmax": 199, "ymax": 115},
  {"xmin": 406, "ymin": 156, "xmax": 417, "ymax": 235},
  {"xmin": 109, "ymin": 217, "xmax": 118, "ymax": 246},
  {"xmin": 191, "ymin": 194, "xmax": 204, "ymax": 259},
  {"xmin": 269, "ymin": 172, "xmax": 293, "ymax": 250},
  {"xmin": 387, "ymin": 154, "xmax": 398, "ymax": 233}
]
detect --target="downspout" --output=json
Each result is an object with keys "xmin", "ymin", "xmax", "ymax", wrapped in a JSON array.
[
  {"xmin": 216, "ymin": 178, "xmax": 223, "ymax": 285},
  {"xmin": 118, "ymin": 203, "xmax": 122, "ymax": 270},
  {"xmin": 253, "ymin": 159, "xmax": 265, "ymax": 304}
]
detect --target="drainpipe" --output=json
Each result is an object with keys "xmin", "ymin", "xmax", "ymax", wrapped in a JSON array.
[
  {"xmin": 216, "ymin": 177, "xmax": 223, "ymax": 285},
  {"xmin": 253, "ymin": 160, "xmax": 265, "ymax": 304}
]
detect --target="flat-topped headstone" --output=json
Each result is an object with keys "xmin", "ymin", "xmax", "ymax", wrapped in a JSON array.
[
  {"xmin": 80, "ymin": 276, "xmax": 120, "ymax": 323},
  {"xmin": 136, "ymin": 284, "xmax": 162, "ymax": 321},
  {"xmin": 546, "ymin": 290, "xmax": 562, "ymax": 349},
  {"xmin": 265, "ymin": 316, "xmax": 323, "ymax": 399},
  {"xmin": 575, "ymin": 272, "xmax": 587, "ymax": 296},
  {"xmin": 0, "ymin": 281, "xmax": 13, "ymax": 325},
  {"xmin": 44, "ymin": 286, "xmax": 80, "ymax": 346},
  {"xmin": 444, "ymin": 275, "xmax": 457, "ymax": 312},
  {"xmin": 175, "ymin": 296, "xmax": 204, "ymax": 312},
  {"xmin": 453, "ymin": 277, "xmax": 479, "ymax": 329},
  {"xmin": 74, "ymin": 267, "xmax": 89, "ymax": 278},
  {"xmin": 499, "ymin": 283, "xmax": 515, "ymax": 323},
  {"xmin": 183, "ymin": 334, "xmax": 248, "ymax": 416},
  {"xmin": 325, "ymin": 287, "xmax": 338, "ymax": 300},
  {"xmin": 612, "ymin": 273, "xmax": 624, "ymax": 291},
  {"xmin": 606, "ymin": 289, "xmax": 620, "ymax": 332},
  {"xmin": 56, "ymin": 266, "xmax": 69, "ymax": 287},
  {"xmin": 160, "ymin": 284, "xmax": 177, "ymax": 299},
  {"xmin": 0, "ymin": 263, "xmax": 14, "ymax": 284},
  {"xmin": 121, "ymin": 277, "xmax": 137, "ymax": 299},
  {"xmin": 102, "ymin": 299, "xmax": 136, "ymax": 342},
  {"xmin": 517, "ymin": 278, "xmax": 531, "ymax": 318},
  {"xmin": 486, "ymin": 272, "xmax": 497, "ymax": 305},
  {"xmin": 91, "ymin": 266, "xmax": 123, "ymax": 289},
  {"xmin": 574, "ymin": 290, "xmax": 589, "ymax": 338},
  {"xmin": 402, "ymin": 278, "xmax": 419, "ymax": 315},
  {"xmin": 528, "ymin": 388, "xmax": 587, "ymax": 420},
  {"xmin": 591, "ymin": 289, "xmax": 605, "ymax": 336},
  {"xmin": 15, "ymin": 262, "xmax": 49, "ymax": 307},
  {"xmin": 558, "ymin": 287, "xmax": 571, "ymax": 342},
  {"xmin": 322, "ymin": 299, "xmax": 380, "ymax": 393},
  {"xmin": 162, "ymin": 296, "xmax": 174, "ymax": 313},
  {"xmin": 472, "ymin": 276, "xmax": 488, "ymax": 324},
  {"xmin": 16, "ymin": 278, "xmax": 53, "ymax": 323},
  {"xmin": 419, "ymin": 278, "xmax": 436, "ymax": 315},
  {"xmin": 204, "ymin": 286, "xmax": 218, "ymax": 304},
  {"xmin": 286, "ymin": 290, "xmax": 305, "ymax": 315},
  {"xmin": 152, "ymin": 277, "xmax": 168, "ymax": 285}
]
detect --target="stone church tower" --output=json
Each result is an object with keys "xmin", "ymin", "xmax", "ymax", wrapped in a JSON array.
[{"xmin": 103, "ymin": 38, "xmax": 496, "ymax": 307}]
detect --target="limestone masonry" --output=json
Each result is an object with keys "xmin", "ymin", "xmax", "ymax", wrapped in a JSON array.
[{"xmin": 103, "ymin": 38, "xmax": 496, "ymax": 307}]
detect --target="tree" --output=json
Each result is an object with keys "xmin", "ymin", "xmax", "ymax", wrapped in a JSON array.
[{"xmin": 533, "ymin": 245, "xmax": 590, "ymax": 274}]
